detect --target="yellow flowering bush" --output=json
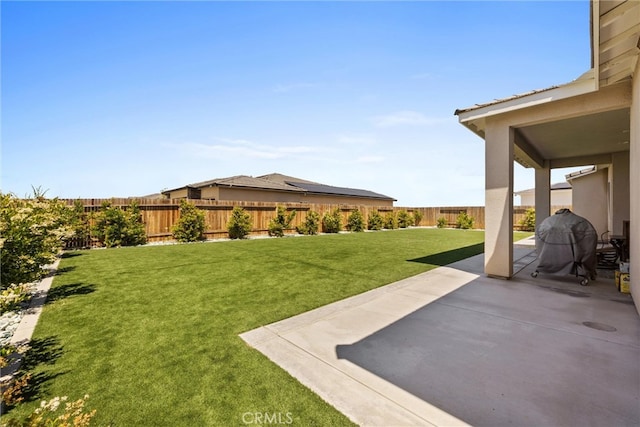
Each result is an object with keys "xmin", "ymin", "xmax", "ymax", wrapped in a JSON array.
[{"xmin": 1, "ymin": 192, "xmax": 77, "ymax": 289}]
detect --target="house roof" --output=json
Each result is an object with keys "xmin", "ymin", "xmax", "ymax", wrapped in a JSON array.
[
  {"xmin": 257, "ymin": 173, "xmax": 321, "ymax": 185},
  {"xmin": 453, "ymin": 69, "xmax": 597, "ymax": 122},
  {"xmin": 455, "ymin": 0, "xmax": 640, "ymax": 120},
  {"xmin": 286, "ymin": 181, "xmax": 395, "ymax": 200},
  {"xmin": 162, "ymin": 175, "xmax": 305, "ymax": 194},
  {"xmin": 454, "ymin": 1, "xmax": 638, "ymax": 172},
  {"xmin": 551, "ymin": 182, "xmax": 573, "ymax": 190},
  {"xmin": 162, "ymin": 173, "xmax": 396, "ymax": 201},
  {"xmin": 260, "ymin": 173, "xmax": 396, "ymax": 200},
  {"xmin": 515, "ymin": 182, "xmax": 572, "ymax": 195}
]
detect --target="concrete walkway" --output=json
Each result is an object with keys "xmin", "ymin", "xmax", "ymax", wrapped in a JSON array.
[{"xmin": 240, "ymin": 242, "xmax": 640, "ymax": 426}]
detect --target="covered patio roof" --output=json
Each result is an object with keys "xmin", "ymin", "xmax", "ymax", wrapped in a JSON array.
[
  {"xmin": 455, "ymin": 73, "xmax": 632, "ymax": 170},
  {"xmin": 455, "ymin": 0, "xmax": 639, "ymax": 170},
  {"xmin": 453, "ymin": 0, "xmax": 638, "ymax": 292}
]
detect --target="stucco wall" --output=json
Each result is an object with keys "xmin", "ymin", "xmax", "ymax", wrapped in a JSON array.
[
  {"xmin": 611, "ymin": 151, "xmax": 630, "ymax": 236},
  {"xmin": 218, "ymin": 187, "xmax": 305, "ymax": 203},
  {"xmin": 166, "ymin": 188, "xmax": 188, "ymax": 199},
  {"xmin": 630, "ymin": 59, "xmax": 639, "ymax": 315},
  {"xmin": 571, "ymin": 168, "xmax": 609, "ymax": 239},
  {"xmin": 518, "ymin": 189, "xmax": 572, "ymax": 206},
  {"xmin": 200, "ymin": 187, "xmax": 220, "ymax": 200}
]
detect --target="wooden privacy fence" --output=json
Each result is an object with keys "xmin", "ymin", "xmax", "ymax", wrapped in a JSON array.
[{"xmin": 62, "ymin": 198, "xmax": 567, "ymax": 248}]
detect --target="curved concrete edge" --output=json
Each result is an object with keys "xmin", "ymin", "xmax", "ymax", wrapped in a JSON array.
[{"xmin": 1, "ymin": 258, "xmax": 60, "ymax": 384}]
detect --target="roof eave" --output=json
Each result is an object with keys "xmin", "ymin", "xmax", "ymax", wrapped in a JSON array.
[
  {"xmin": 455, "ymin": 72, "xmax": 597, "ymax": 129},
  {"xmin": 161, "ymin": 185, "xmax": 200, "ymax": 196}
]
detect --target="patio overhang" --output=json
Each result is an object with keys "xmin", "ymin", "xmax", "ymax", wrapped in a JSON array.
[
  {"xmin": 454, "ymin": 0, "xmax": 639, "ymax": 314},
  {"xmin": 455, "ymin": 75, "xmax": 631, "ymax": 171}
]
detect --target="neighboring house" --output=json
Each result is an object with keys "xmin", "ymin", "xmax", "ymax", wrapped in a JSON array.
[
  {"xmin": 566, "ymin": 166, "xmax": 609, "ymax": 240},
  {"xmin": 455, "ymin": 1, "xmax": 639, "ymax": 313},
  {"xmin": 515, "ymin": 182, "xmax": 572, "ymax": 206},
  {"xmin": 160, "ymin": 173, "xmax": 396, "ymax": 207}
]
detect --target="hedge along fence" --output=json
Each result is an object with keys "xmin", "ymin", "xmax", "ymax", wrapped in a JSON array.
[{"xmin": 61, "ymin": 199, "xmax": 569, "ymax": 248}]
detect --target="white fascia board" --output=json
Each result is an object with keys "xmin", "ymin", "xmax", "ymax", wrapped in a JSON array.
[{"xmin": 456, "ymin": 74, "xmax": 597, "ymax": 125}]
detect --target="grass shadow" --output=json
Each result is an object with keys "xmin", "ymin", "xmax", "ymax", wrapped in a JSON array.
[
  {"xmin": 0, "ymin": 336, "xmax": 68, "ymax": 409},
  {"xmin": 18, "ymin": 370, "xmax": 69, "ymax": 406},
  {"xmin": 408, "ymin": 243, "xmax": 484, "ymax": 267},
  {"xmin": 20, "ymin": 336, "xmax": 64, "ymax": 371},
  {"xmin": 54, "ymin": 266, "xmax": 76, "ymax": 276},
  {"xmin": 45, "ymin": 283, "xmax": 96, "ymax": 304},
  {"xmin": 60, "ymin": 252, "xmax": 83, "ymax": 259}
]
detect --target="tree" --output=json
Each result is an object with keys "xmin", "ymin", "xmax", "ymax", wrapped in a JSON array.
[
  {"xmin": 172, "ymin": 200, "xmax": 206, "ymax": 242},
  {"xmin": 268, "ymin": 206, "xmax": 296, "ymax": 237},
  {"xmin": 296, "ymin": 210, "xmax": 320, "ymax": 235},
  {"xmin": 92, "ymin": 201, "xmax": 147, "ymax": 248},
  {"xmin": 346, "ymin": 210, "xmax": 365, "ymax": 232},
  {"xmin": 322, "ymin": 208, "xmax": 342, "ymax": 233},
  {"xmin": 397, "ymin": 210, "xmax": 414, "ymax": 228},
  {"xmin": 519, "ymin": 208, "xmax": 536, "ymax": 232},
  {"xmin": 227, "ymin": 207, "xmax": 252, "ymax": 239},
  {"xmin": 367, "ymin": 210, "xmax": 383, "ymax": 230}
]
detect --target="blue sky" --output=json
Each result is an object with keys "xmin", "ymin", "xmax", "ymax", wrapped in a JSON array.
[{"xmin": 2, "ymin": 1, "xmax": 591, "ymax": 206}]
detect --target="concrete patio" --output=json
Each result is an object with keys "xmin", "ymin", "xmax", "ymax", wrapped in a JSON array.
[{"xmin": 241, "ymin": 240, "xmax": 640, "ymax": 426}]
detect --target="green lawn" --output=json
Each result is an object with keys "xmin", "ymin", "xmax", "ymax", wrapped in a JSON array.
[{"xmin": 5, "ymin": 229, "xmax": 530, "ymax": 425}]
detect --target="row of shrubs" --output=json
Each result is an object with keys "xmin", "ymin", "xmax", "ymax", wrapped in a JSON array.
[
  {"xmin": 436, "ymin": 211, "xmax": 475, "ymax": 230},
  {"xmin": 434, "ymin": 208, "xmax": 535, "ymax": 231},
  {"xmin": 193, "ymin": 204, "xmax": 425, "ymax": 241}
]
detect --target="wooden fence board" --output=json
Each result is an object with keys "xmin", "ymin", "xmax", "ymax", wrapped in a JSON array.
[{"xmin": 61, "ymin": 198, "xmax": 566, "ymax": 248}]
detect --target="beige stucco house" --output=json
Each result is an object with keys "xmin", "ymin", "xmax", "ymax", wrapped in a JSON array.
[
  {"xmin": 515, "ymin": 182, "xmax": 572, "ymax": 206},
  {"xmin": 161, "ymin": 173, "xmax": 396, "ymax": 207},
  {"xmin": 566, "ymin": 166, "xmax": 610, "ymax": 242},
  {"xmin": 455, "ymin": 1, "xmax": 639, "ymax": 314}
]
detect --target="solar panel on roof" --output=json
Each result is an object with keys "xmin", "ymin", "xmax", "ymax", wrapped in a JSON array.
[{"xmin": 286, "ymin": 181, "xmax": 393, "ymax": 200}]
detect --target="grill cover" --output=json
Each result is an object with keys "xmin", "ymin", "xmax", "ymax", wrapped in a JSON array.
[{"xmin": 535, "ymin": 209, "xmax": 598, "ymax": 277}]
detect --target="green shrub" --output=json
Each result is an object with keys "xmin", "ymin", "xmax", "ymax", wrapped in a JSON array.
[
  {"xmin": 322, "ymin": 208, "xmax": 342, "ymax": 233},
  {"xmin": 456, "ymin": 211, "xmax": 475, "ymax": 229},
  {"xmin": 413, "ymin": 211, "xmax": 423, "ymax": 226},
  {"xmin": 268, "ymin": 206, "xmax": 296, "ymax": 237},
  {"xmin": 63, "ymin": 199, "xmax": 90, "ymax": 245},
  {"xmin": 396, "ymin": 210, "xmax": 414, "ymax": 228},
  {"xmin": 519, "ymin": 208, "xmax": 536, "ymax": 232},
  {"xmin": 345, "ymin": 210, "xmax": 365, "ymax": 232},
  {"xmin": 227, "ymin": 207, "xmax": 252, "ymax": 239},
  {"xmin": 296, "ymin": 210, "xmax": 320, "ymax": 235},
  {"xmin": 172, "ymin": 200, "xmax": 206, "ymax": 242},
  {"xmin": 92, "ymin": 201, "xmax": 147, "ymax": 248},
  {"xmin": 436, "ymin": 217, "xmax": 447, "ymax": 228},
  {"xmin": 1, "ymin": 191, "xmax": 76, "ymax": 288},
  {"xmin": 367, "ymin": 210, "xmax": 383, "ymax": 231},
  {"xmin": 1, "ymin": 284, "xmax": 31, "ymax": 315},
  {"xmin": 383, "ymin": 211, "xmax": 397, "ymax": 229}
]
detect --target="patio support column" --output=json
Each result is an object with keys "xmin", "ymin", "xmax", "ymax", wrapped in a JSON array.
[
  {"xmin": 535, "ymin": 163, "xmax": 551, "ymax": 228},
  {"xmin": 484, "ymin": 119, "xmax": 514, "ymax": 279}
]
